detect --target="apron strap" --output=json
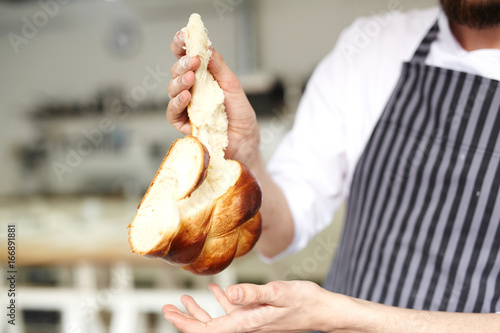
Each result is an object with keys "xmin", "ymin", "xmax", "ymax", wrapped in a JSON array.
[{"xmin": 411, "ymin": 20, "xmax": 440, "ymax": 64}]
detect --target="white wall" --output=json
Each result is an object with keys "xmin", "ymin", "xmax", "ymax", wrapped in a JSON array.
[{"xmin": 255, "ymin": 0, "xmax": 438, "ymax": 79}]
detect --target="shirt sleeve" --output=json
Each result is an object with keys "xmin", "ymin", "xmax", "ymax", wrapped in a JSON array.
[{"xmin": 261, "ymin": 31, "xmax": 352, "ymax": 263}]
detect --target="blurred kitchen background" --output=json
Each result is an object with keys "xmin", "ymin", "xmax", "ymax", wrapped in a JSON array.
[{"xmin": 0, "ymin": 0, "xmax": 437, "ymax": 332}]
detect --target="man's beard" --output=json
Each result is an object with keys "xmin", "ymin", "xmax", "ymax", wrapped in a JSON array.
[{"xmin": 440, "ymin": 0, "xmax": 500, "ymax": 29}]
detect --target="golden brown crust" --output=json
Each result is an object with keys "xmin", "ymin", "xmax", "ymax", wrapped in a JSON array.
[
  {"xmin": 129, "ymin": 158, "xmax": 263, "ymax": 274},
  {"xmin": 235, "ymin": 211, "xmax": 262, "ymax": 258},
  {"xmin": 182, "ymin": 229, "xmax": 239, "ymax": 275},
  {"xmin": 209, "ymin": 162, "xmax": 262, "ymax": 237},
  {"xmin": 162, "ymin": 202, "xmax": 214, "ymax": 265},
  {"xmin": 180, "ymin": 163, "xmax": 262, "ymax": 273}
]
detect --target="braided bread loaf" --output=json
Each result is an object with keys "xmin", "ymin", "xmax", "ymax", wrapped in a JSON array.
[{"xmin": 128, "ymin": 13, "xmax": 262, "ymax": 275}]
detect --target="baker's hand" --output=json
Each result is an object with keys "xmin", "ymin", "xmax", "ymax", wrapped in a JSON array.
[
  {"xmin": 167, "ymin": 30, "xmax": 261, "ymax": 167},
  {"xmin": 162, "ymin": 281, "xmax": 500, "ymax": 333},
  {"xmin": 162, "ymin": 280, "xmax": 348, "ymax": 333}
]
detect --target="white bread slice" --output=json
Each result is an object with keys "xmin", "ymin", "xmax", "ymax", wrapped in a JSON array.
[
  {"xmin": 128, "ymin": 13, "xmax": 262, "ymax": 275},
  {"xmin": 128, "ymin": 136, "xmax": 209, "ymax": 257}
]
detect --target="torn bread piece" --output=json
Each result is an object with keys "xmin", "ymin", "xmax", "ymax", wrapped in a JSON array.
[{"xmin": 128, "ymin": 13, "xmax": 262, "ymax": 275}]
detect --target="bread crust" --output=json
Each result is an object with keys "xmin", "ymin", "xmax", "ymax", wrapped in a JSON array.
[
  {"xmin": 181, "ymin": 162, "xmax": 262, "ymax": 274},
  {"xmin": 128, "ymin": 137, "xmax": 262, "ymax": 273},
  {"xmin": 182, "ymin": 229, "xmax": 239, "ymax": 275},
  {"xmin": 209, "ymin": 162, "xmax": 262, "ymax": 237},
  {"xmin": 235, "ymin": 211, "xmax": 262, "ymax": 258},
  {"xmin": 161, "ymin": 201, "xmax": 214, "ymax": 265}
]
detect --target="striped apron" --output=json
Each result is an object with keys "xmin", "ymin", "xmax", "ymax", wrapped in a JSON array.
[{"xmin": 323, "ymin": 20, "xmax": 500, "ymax": 313}]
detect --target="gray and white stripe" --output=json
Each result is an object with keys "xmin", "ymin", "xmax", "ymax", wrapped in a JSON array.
[{"xmin": 324, "ymin": 21, "xmax": 500, "ymax": 313}]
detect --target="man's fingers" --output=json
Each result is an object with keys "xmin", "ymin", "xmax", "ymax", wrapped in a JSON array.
[
  {"xmin": 171, "ymin": 56, "xmax": 201, "ymax": 79},
  {"xmin": 209, "ymin": 283, "xmax": 238, "ymax": 314},
  {"xmin": 162, "ymin": 303, "xmax": 209, "ymax": 333},
  {"xmin": 181, "ymin": 295, "xmax": 212, "ymax": 322},
  {"xmin": 226, "ymin": 282, "xmax": 286, "ymax": 307},
  {"xmin": 166, "ymin": 90, "xmax": 191, "ymax": 135},
  {"xmin": 207, "ymin": 47, "xmax": 241, "ymax": 92},
  {"xmin": 171, "ymin": 30, "xmax": 186, "ymax": 59},
  {"xmin": 164, "ymin": 310, "xmax": 208, "ymax": 333},
  {"xmin": 161, "ymin": 304, "xmax": 186, "ymax": 316},
  {"xmin": 168, "ymin": 71, "xmax": 195, "ymax": 100}
]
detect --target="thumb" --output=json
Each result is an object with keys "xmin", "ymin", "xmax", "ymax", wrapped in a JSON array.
[
  {"xmin": 207, "ymin": 47, "xmax": 242, "ymax": 93},
  {"xmin": 226, "ymin": 283, "xmax": 280, "ymax": 306}
]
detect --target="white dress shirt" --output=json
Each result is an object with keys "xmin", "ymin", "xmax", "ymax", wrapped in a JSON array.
[{"xmin": 265, "ymin": 7, "xmax": 500, "ymax": 261}]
